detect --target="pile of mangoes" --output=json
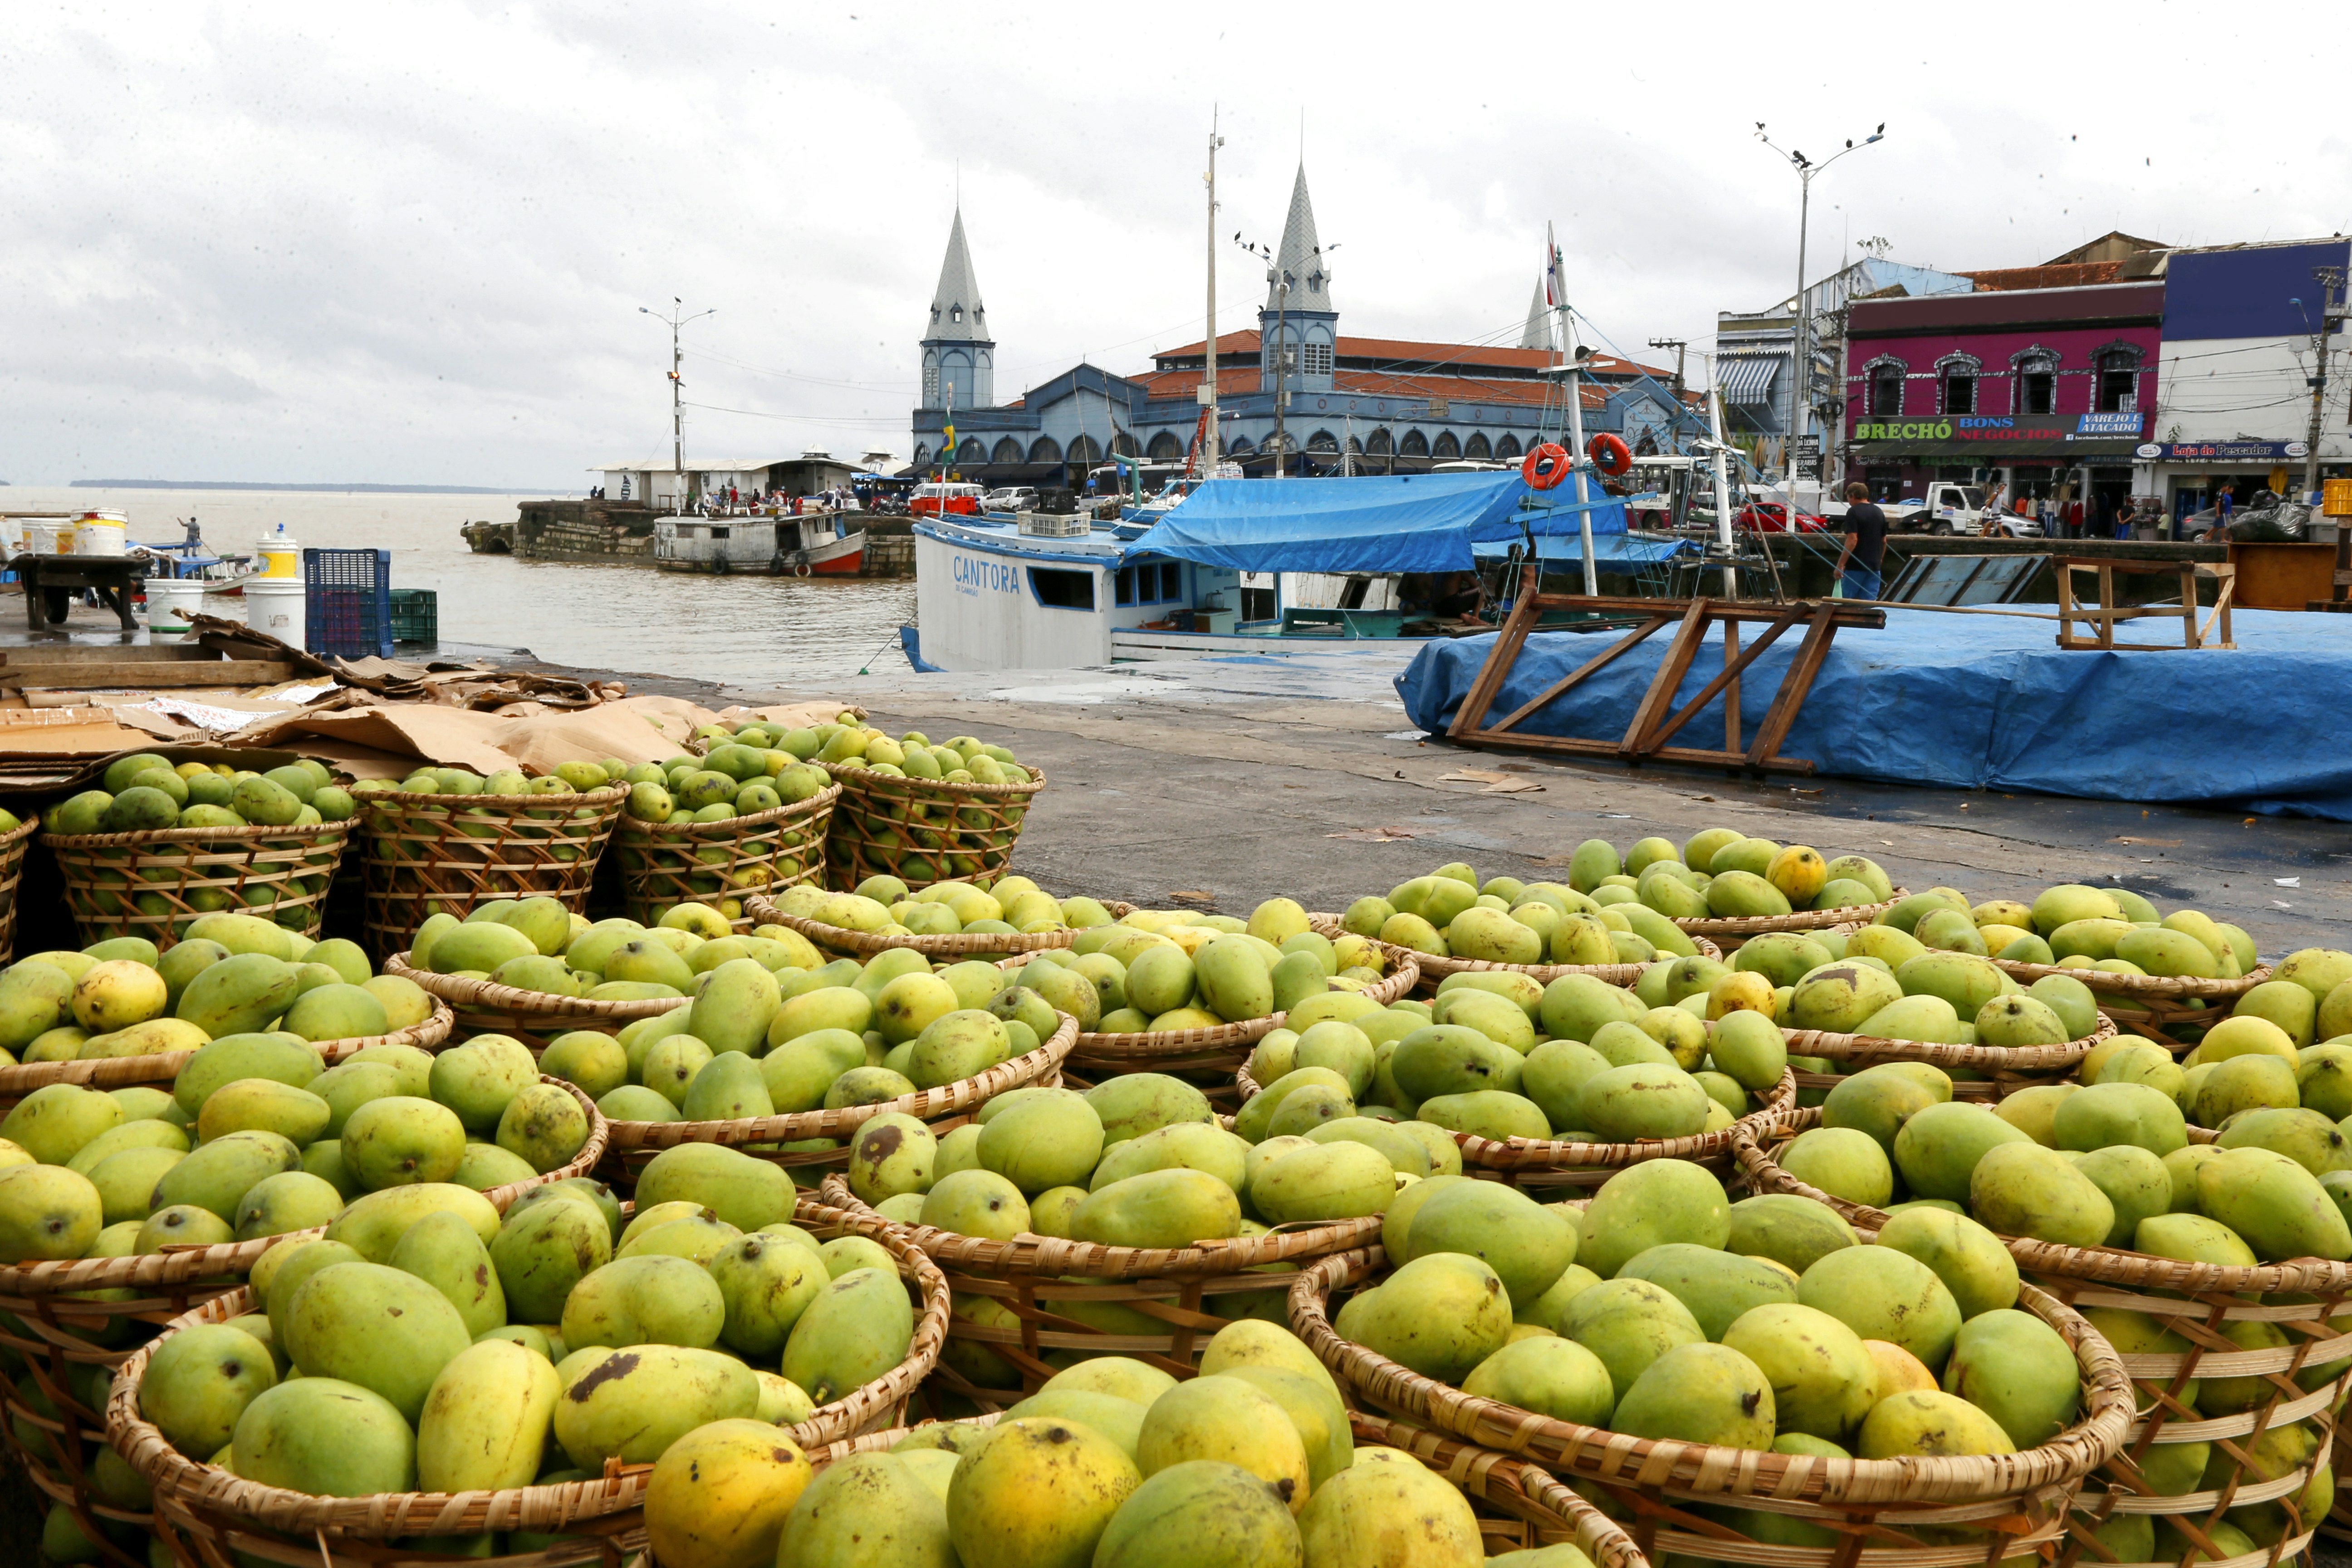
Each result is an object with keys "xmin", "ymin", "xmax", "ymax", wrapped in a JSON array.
[
  {"xmin": 639, "ymin": 1319, "xmax": 1570, "ymax": 1568},
  {"xmin": 771, "ymin": 873, "xmax": 1117, "ymax": 940},
  {"xmin": 611, "ymin": 744, "xmax": 833, "ymax": 827},
  {"xmin": 352, "ymin": 760, "xmax": 624, "ymax": 804},
  {"xmin": 133, "ymin": 1156, "xmax": 916, "ymax": 1503},
  {"xmin": 1894, "ymin": 882, "xmax": 2262, "ymax": 979},
  {"xmin": 45, "ymin": 753, "xmax": 355, "ymax": 837},
  {"xmin": 408, "ymin": 897, "xmax": 823, "ymax": 1001}
]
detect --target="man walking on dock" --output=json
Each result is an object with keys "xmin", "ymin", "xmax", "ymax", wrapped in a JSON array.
[{"xmin": 1834, "ymin": 481, "xmax": 1887, "ymax": 601}]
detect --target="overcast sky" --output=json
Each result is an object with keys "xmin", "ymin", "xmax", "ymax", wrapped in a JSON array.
[{"xmin": 4, "ymin": 2, "xmax": 2345, "ymax": 490}]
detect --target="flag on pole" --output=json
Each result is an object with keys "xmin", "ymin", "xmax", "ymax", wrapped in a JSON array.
[{"xmin": 1544, "ymin": 223, "xmax": 1567, "ymax": 310}]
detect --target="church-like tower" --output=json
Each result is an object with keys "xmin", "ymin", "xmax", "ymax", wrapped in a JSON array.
[
  {"xmin": 1258, "ymin": 165, "xmax": 1337, "ymax": 402},
  {"xmin": 920, "ymin": 208, "xmax": 994, "ymax": 412}
]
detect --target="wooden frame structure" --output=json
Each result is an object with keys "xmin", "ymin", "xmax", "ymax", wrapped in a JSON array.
[
  {"xmin": 1446, "ymin": 593, "xmax": 1886, "ymax": 775},
  {"xmin": 2053, "ymin": 557, "xmax": 2234, "ymax": 650}
]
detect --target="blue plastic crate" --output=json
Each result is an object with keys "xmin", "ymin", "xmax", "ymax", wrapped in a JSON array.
[{"xmin": 303, "ymin": 548, "xmax": 393, "ymax": 659}]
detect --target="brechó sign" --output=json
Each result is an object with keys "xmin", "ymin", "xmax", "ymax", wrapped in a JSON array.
[{"xmin": 1850, "ymin": 412, "xmax": 2147, "ymax": 460}]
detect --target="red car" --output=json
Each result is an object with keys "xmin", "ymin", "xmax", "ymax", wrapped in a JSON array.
[{"xmin": 1732, "ymin": 500, "xmax": 1827, "ymax": 533}]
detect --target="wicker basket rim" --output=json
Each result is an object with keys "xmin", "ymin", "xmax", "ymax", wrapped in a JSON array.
[
  {"xmin": 1735, "ymin": 1109, "xmax": 2352, "ymax": 1295},
  {"xmin": 1290, "ymin": 1245, "xmax": 2135, "ymax": 1505},
  {"xmin": 1003, "ymin": 952, "xmax": 1423, "ymax": 1054},
  {"xmin": 1334, "ymin": 924, "xmax": 1724, "ymax": 985},
  {"xmin": 817, "ymin": 1172, "xmax": 1383, "ymax": 1278},
  {"xmin": 598, "ymin": 1010, "xmax": 1079, "ymax": 1147},
  {"xmin": 1670, "ymin": 889, "xmax": 1910, "ymax": 936},
  {"xmin": 0, "ymin": 816, "xmax": 41, "ymax": 848},
  {"xmin": 40, "ymin": 820, "xmax": 355, "ymax": 848},
  {"xmin": 1350, "ymin": 1414, "xmax": 1654, "ymax": 1567},
  {"xmin": 821, "ymin": 758, "xmax": 1049, "ymax": 798},
  {"xmin": 0, "ymin": 996, "xmax": 459, "ymax": 1100},
  {"xmin": 1989, "ymin": 957, "xmax": 2271, "ymax": 1000},
  {"xmin": 5, "ymin": 1074, "xmax": 606, "ymax": 1298},
  {"xmin": 1783, "ymin": 1010, "xmax": 2117, "ymax": 1071},
  {"xmin": 612, "ymin": 783, "xmax": 843, "ymax": 840},
  {"xmin": 353, "ymin": 782, "xmax": 630, "ymax": 809},
  {"xmin": 746, "ymin": 897, "xmax": 1138, "ymax": 959},
  {"xmin": 386, "ymin": 951, "xmax": 694, "ymax": 1022}
]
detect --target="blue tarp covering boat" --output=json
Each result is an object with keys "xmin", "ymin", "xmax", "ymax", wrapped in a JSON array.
[
  {"xmin": 1474, "ymin": 533, "xmax": 1695, "ymax": 567},
  {"xmin": 1127, "ymin": 473, "xmax": 1625, "ymax": 574},
  {"xmin": 1396, "ymin": 606, "xmax": 2352, "ymax": 822}
]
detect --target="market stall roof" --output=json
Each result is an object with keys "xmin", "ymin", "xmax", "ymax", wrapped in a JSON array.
[{"xmin": 1127, "ymin": 473, "xmax": 1624, "ymax": 574}]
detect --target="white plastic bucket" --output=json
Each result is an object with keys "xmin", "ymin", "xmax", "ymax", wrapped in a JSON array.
[
  {"xmin": 256, "ymin": 524, "xmax": 301, "ymax": 578},
  {"xmin": 146, "ymin": 578, "xmax": 204, "ymax": 634},
  {"xmin": 245, "ymin": 578, "xmax": 306, "ymax": 647},
  {"xmin": 65, "ymin": 510, "xmax": 128, "ymax": 556},
  {"xmin": 22, "ymin": 520, "xmax": 61, "ymax": 555}
]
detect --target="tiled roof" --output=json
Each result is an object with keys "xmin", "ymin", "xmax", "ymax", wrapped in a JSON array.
[
  {"xmin": 1961, "ymin": 260, "xmax": 2125, "ymax": 291},
  {"xmin": 1129, "ymin": 366, "xmax": 1603, "ymax": 411},
  {"xmin": 1150, "ymin": 331, "xmax": 1667, "ymax": 381}
]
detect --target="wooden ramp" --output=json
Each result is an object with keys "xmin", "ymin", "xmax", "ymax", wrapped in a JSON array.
[{"xmin": 1445, "ymin": 593, "xmax": 1886, "ymax": 775}]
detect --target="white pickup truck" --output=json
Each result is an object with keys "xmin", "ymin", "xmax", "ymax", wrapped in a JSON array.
[{"xmin": 1886, "ymin": 481, "xmax": 2042, "ymax": 538}]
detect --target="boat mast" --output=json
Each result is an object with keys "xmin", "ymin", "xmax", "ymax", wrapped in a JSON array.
[
  {"xmin": 1203, "ymin": 111, "xmax": 1223, "ymax": 477},
  {"xmin": 1548, "ymin": 225, "xmax": 1597, "ymax": 593}
]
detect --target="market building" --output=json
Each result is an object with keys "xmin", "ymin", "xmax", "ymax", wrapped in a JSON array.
[
  {"xmin": 908, "ymin": 167, "xmax": 1705, "ymax": 486},
  {"xmin": 1840, "ymin": 250, "xmax": 2166, "ymax": 531}
]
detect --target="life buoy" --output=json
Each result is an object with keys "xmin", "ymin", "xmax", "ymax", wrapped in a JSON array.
[
  {"xmin": 794, "ymin": 563, "xmax": 812, "ymax": 578},
  {"xmin": 1587, "ymin": 432, "xmax": 1633, "ymax": 478},
  {"xmin": 1522, "ymin": 442, "xmax": 1572, "ymax": 490}
]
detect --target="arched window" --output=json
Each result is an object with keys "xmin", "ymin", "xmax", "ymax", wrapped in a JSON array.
[
  {"xmin": 1109, "ymin": 431, "xmax": 1138, "ymax": 458},
  {"xmin": 1261, "ymin": 430, "xmax": 1295, "ymax": 455},
  {"xmin": 1146, "ymin": 431, "xmax": 1184, "ymax": 460},
  {"xmin": 1066, "ymin": 434, "xmax": 1102, "ymax": 465},
  {"xmin": 1305, "ymin": 429, "xmax": 1338, "ymax": 453},
  {"xmin": 1866, "ymin": 357, "xmax": 1905, "ymax": 417},
  {"xmin": 1936, "ymin": 353, "xmax": 1983, "ymax": 416},
  {"xmin": 2094, "ymin": 343, "xmax": 2144, "ymax": 413},
  {"xmin": 912, "ymin": 443, "xmax": 931, "ymax": 467},
  {"xmin": 1463, "ymin": 433, "xmax": 1492, "ymax": 461},
  {"xmin": 1432, "ymin": 431, "xmax": 1461, "ymax": 459},
  {"xmin": 1365, "ymin": 427, "xmax": 1394, "ymax": 455},
  {"xmin": 1399, "ymin": 429, "xmax": 1430, "ymax": 457},
  {"xmin": 1495, "ymin": 433, "xmax": 1523, "ymax": 460},
  {"xmin": 2012, "ymin": 347, "xmax": 2059, "ymax": 415},
  {"xmin": 956, "ymin": 438, "xmax": 985, "ymax": 464},
  {"xmin": 1225, "ymin": 433, "xmax": 1254, "ymax": 455},
  {"xmin": 990, "ymin": 437, "xmax": 1024, "ymax": 464},
  {"xmin": 1028, "ymin": 436, "xmax": 1063, "ymax": 464}
]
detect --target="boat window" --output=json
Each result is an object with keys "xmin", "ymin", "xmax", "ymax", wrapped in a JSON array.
[
  {"xmin": 1030, "ymin": 568, "xmax": 1095, "ymax": 611},
  {"xmin": 1160, "ymin": 563, "xmax": 1181, "ymax": 600},
  {"xmin": 1114, "ymin": 568, "xmax": 1135, "ymax": 606},
  {"xmin": 711, "ymin": 527, "xmax": 730, "ymax": 539}
]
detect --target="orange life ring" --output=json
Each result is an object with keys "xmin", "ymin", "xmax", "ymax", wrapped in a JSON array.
[
  {"xmin": 1522, "ymin": 442, "xmax": 1572, "ymax": 490},
  {"xmin": 1587, "ymin": 432, "xmax": 1633, "ymax": 478}
]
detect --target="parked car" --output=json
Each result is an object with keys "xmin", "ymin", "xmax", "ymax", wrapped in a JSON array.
[
  {"xmin": 1882, "ymin": 481, "xmax": 2040, "ymax": 537},
  {"xmin": 983, "ymin": 485, "xmax": 1042, "ymax": 514},
  {"xmin": 1732, "ymin": 500, "xmax": 1828, "ymax": 533},
  {"xmin": 911, "ymin": 482, "xmax": 987, "ymax": 517}
]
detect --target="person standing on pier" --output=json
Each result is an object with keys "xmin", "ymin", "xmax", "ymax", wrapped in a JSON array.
[{"xmin": 1835, "ymin": 481, "xmax": 1887, "ymax": 601}]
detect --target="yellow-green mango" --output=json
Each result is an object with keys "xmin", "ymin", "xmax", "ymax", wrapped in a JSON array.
[
  {"xmin": 1611, "ymin": 1341, "xmax": 1776, "ymax": 1449},
  {"xmin": 1577, "ymin": 1158, "xmax": 1730, "ymax": 1278},
  {"xmin": 140, "ymin": 1322, "xmax": 278, "ymax": 1459},
  {"xmin": 233, "ymin": 1170, "xmax": 345, "ymax": 1241},
  {"xmin": 387, "ymin": 1209, "xmax": 506, "ymax": 1338},
  {"xmin": 634, "ymin": 1143, "xmax": 794, "ymax": 1231},
  {"xmin": 552, "ymin": 1343, "xmax": 760, "ymax": 1470},
  {"xmin": 174, "ymin": 953, "xmax": 301, "ymax": 1039},
  {"xmin": 1941, "ymin": 1307, "xmax": 2079, "ymax": 1449},
  {"xmin": 1969, "ymin": 1142, "xmax": 2114, "ymax": 1250},
  {"xmin": 231, "ymin": 1377, "xmax": 416, "ymax": 1494},
  {"xmin": 1247, "ymin": 1142, "xmax": 1391, "ymax": 1228},
  {"xmin": 1797, "ymin": 1245, "xmax": 1961, "ymax": 1372},
  {"xmin": 1857, "ymin": 1389, "xmax": 2013, "ymax": 1457},
  {"xmin": 1725, "ymin": 1193, "xmax": 1857, "ymax": 1276},
  {"xmin": 1088, "ymin": 1457, "xmax": 1297, "ymax": 1568},
  {"xmin": 325, "ymin": 1182, "xmax": 500, "ymax": 1262},
  {"xmin": 1073, "ymin": 1168, "xmax": 1243, "ymax": 1249},
  {"xmin": 281, "ymin": 1260, "xmax": 472, "ymax": 1421},
  {"xmin": 1720, "ymin": 1302, "xmax": 1874, "ymax": 1440},
  {"xmin": 1350, "ymin": 1252, "xmax": 1512, "ymax": 1383},
  {"xmin": 1556, "ymin": 1276, "xmax": 1704, "ymax": 1398},
  {"xmin": 1295, "ymin": 1446, "xmax": 1482, "ymax": 1565},
  {"xmin": 781, "ymin": 1265, "xmax": 915, "ymax": 1406},
  {"xmin": 945, "ymin": 1415, "xmax": 1142, "ymax": 1568},
  {"xmin": 562, "ymin": 1254, "xmax": 724, "ymax": 1350},
  {"xmin": 415, "ymin": 1338, "xmax": 557, "ymax": 1492},
  {"xmin": 490, "ymin": 1191, "xmax": 613, "ymax": 1323},
  {"xmin": 2197, "ymin": 1145, "xmax": 2352, "ymax": 1262}
]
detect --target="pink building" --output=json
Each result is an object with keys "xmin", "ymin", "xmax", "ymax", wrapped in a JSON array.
[{"xmin": 1842, "ymin": 279, "xmax": 2163, "ymax": 530}]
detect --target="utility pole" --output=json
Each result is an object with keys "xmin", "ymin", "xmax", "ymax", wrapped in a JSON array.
[
  {"xmin": 2303, "ymin": 265, "xmax": 2345, "ymax": 504},
  {"xmin": 641, "ymin": 299, "xmax": 715, "ymax": 513},
  {"xmin": 1648, "ymin": 337, "xmax": 1689, "ymax": 398},
  {"xmin": 1201, "ymin": 113, "xmax": 1224, "ymax": 477},
  {"xmin": 1755, "ymin": 123, "xmax": 1883, "ymax": 513}
]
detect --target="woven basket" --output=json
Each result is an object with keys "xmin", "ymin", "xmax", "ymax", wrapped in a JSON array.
[
  {"xmin": 1670, "ymin": 887, "xmax": 1909, "ymax": 944},
  {"xmin": 0, "ymin": 813, "xmax": 37, "ymax": 964},
  {"xmin": 1735, "ymin": 1112, "xmax": 2352, "ymax": 1568},
  {"xmin": 384, "ymin": 950, "xmax": 689, "ymax": 1052},
  {"xmin": 356, "ymin": 784, "xmax": 627, "ymax": 962},
  {"xmin": 1780, "ymin": 1011, "xmax": 2117, "ymax": 1102},
  {"xmin": 42, "ymin": 819, "xmax": 354, "ymax": 951},
  {"xmin": 0, "ymin": 998, "xmax": 458, "ymax": 1115},
  {"xmin": 611, "ymin": 784, "xmax": 841, "ymax": 931},
  {"xmin": 1990, "ymin": 956, "xmax": 2274, "ymax": 1050},
  {"xmin": 5, "ymin": 1078, "xmax": 603, "ymax": 1568},
  {"xmin": 819, "ymin": 760, "xmax": 1046, "ymax": 893},
  {"xmin": 1049, "ymin": 953, "xmax": 1424, "ymax": 1112},
  {"xmin": 745, "ymin": 893, "xmax": 1134, "ymax": 960},
  {"xmin": 1235, "ymin": 1051, "xmax": 1798, "ymax": 1194},
  {"xmin": 817, "ymin": 1172, "xmax": 1382, "ymax": 1404},
  {"xmin": 1290, "ymin": 1243, "xmax": 2134, "ymax": 1565},
  {"xmin": 594, "ymin": 1011, "xmax": 1079, "ymax": 1188}
]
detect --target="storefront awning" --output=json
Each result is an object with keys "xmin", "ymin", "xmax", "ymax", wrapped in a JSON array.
[{"xmin": 1717, "ymin": 358, "xmax": 1779, "ymax": 406}]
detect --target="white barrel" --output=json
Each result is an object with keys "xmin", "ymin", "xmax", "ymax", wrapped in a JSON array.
[
  {"xmin": 145, "ymin": 577, "xmax": 204, "ymax": 634},
  {"xmin": 256, "ymin": 523, "xmax": 301, "ymax": 578},
  {"xmin": 66, "ymin": 510, "xmax": 128, "ymax": 556},
  {"xmin": 245, "ymin": 578, "xmax": 305, "ymax": 647}
]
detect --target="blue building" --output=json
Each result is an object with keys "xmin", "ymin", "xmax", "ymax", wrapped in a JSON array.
[{"xmin": 910, "ymin": 167, "xmax": 1706, "ymax": 485}]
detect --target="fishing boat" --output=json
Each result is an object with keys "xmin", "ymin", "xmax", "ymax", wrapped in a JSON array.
[
  {"xmin": 901, "ymin": 470, "xmax": 1623, "ymax": 671},
  {"xmin": 652, "ymin": 512, "xmax": 866, "ymax": 576}
]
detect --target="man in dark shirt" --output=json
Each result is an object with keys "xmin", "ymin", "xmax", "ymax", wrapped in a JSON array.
[{"xmin": 1835, "ymin": 481, "xmax": 1887, "ymax": 600}]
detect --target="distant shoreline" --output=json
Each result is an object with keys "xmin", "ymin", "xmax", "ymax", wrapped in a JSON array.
[{"xmin": 69, "ymin": 480, "xmax": 559, "ymax": 495}]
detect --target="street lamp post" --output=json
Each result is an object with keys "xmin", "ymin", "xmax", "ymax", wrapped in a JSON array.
[
  {"xmin": 1753, "ymin": 123, "xmax": 1882, "ymax": 515},
  {"xmin": 642, "ymin": 299, "xmax": 717, "ymax": 513}
]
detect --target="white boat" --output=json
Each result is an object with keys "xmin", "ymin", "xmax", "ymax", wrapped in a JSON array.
[{"xmin": 653, "ymin": 513, "xmax": 867, "ymax": 576}]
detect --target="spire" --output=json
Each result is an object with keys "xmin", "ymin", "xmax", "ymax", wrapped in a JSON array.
[
  {"xmin": 1265, "ymin": 164, "xmax": 1333, "ymax": 313},
  {"xmin": 1519, "ymin": 279, "xmax": 1553, "ymax": 351},
  {"xmin": 926, "ymin": 207, "xmax": 989, "ymax": 343}
]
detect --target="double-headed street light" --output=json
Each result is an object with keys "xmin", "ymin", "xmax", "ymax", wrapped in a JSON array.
[{"xmin": 1754, "ymin": 122, "xmax": 1883, "ymax": 504}]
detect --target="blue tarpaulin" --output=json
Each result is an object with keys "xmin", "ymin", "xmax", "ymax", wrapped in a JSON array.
[
  {"xmin": 1475, "ymin": 533, "xmax": 1695, "ymax": 566},
  {"xmin": 1396, "ymin": 606, "xmax": 2352, "ymax": 821},
  {"xmin": 1127, "ymin": 473, "xmax": 1624, "ymax": 574}
]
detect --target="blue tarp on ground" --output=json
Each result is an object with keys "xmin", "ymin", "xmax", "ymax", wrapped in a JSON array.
[
  {"xmin": 1128, "ymin": 473, "xmax": 1624, "ymax": 574},
  {"xmin": 1396, "ymin": 606, "xmax": 2352, "ymax": 821}
]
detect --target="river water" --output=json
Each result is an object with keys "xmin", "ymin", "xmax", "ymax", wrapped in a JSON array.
[{"xmin": 1, "ymin": 487, "xmax": 917, "ymax": 687}]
